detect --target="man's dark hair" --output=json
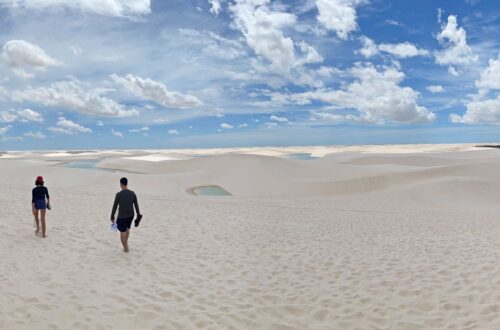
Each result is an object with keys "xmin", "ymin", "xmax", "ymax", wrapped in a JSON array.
[{"xmin": 120, "ymin": 177, "xmax": 128, "ymax": 186}]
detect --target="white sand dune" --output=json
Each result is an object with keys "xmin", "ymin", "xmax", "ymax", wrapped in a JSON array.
[{"xmin": 2, "ymin": 145, "xmax": 500, "ymax": 329}]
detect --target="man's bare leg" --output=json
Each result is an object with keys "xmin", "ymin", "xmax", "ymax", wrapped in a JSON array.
[
  {"xmin": 120, "ymin": 231, "xmax": 129, "ymax": 253},
  {"xmin": 40, "ymin": 209, "xmax": 46, "ymax": 238},
  {"xmin": 33, "ymin": 208, "xmax": 40, "ymax": 234}
]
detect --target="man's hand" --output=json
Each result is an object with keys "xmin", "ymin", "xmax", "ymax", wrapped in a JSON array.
[{"xmin": 110, "ymin": 216, "xmax": 115, "ymax": 223}]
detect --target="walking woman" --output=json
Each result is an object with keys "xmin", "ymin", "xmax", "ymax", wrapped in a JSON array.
[{"xmin": 32, "ymin": 176, "xmax": 50, "ymax": 238}]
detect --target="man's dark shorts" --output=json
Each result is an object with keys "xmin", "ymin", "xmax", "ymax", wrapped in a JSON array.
[{"xmin": 117, "ymin": 217, "xmax": 134, "ymax": 232}]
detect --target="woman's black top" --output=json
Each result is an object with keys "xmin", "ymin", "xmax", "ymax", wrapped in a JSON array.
[{"xmin": 32, "ymin": 186, "xmax": 49, "ymax": 203}]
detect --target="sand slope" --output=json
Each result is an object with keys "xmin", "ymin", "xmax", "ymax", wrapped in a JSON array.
[{"xmin": 1, "ymin": 146, "xmax": 500, "ymax": 329}]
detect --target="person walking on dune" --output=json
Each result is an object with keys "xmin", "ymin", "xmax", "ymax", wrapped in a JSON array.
[
  {"xmin": 32, "ymin": 176, "xmax": 50, "ymax": 238},
  {"xmin": 110, "ymin": 177, "xmax": 142, "ymax": 253}
]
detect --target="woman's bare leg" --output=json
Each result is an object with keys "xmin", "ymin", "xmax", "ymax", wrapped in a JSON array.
[
  {"xmin": 40, "ymin": 209, "xmax": 46, "ymax": 238},
  {"xmin": 33, "ymin": 207, "xmax": 40, "ymax": 234}
]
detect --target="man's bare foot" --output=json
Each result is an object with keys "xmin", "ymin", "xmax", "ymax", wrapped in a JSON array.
[
  {"xmin": 42, "ymin": 234, "xmax": 47, "ymax": 238},
  {"xmin": 123, "ymin": 247, "xmax": 129, "ymax": 253},
  {"xmin": 35, "ymin": 228, "xmax": 39, "ymax": 234}
]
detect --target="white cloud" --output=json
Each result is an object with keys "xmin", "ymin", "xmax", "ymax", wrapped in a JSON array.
[
  {"xmin": 296, "ymin": 41, "xmax": 323, "ymax": 65},
  {"xmin": 310, "ymin": 110, "xmax": 353, "ymax": 123},
  {"xmin": 358, "ymin": 36, "xmax": 378, "ymax": 58},
  {"xmin": 265, "ymin": 122, "xmax": 278, "ymax": 128},
  {"xmin": 0, "ymin": 108, "xmax": 43, "ymax": 123},
  {"xmin": 24, "ymin": 131, "xmax": 46, "ymax": 139},
  {"xmin": 0, "ymin": 111, "xmax": 18, "ymax": 123},
  {"xmin": 129, "ymin": 126, "xmax": 149, "ymax": 133},
  {"xmin": 111, "ymin": 74, "xmax": 203, "ymax": 109},
  {"xmin": 437, "ymin": 8, "xmax": 443, "ymax": 23},
  {"xmin": 209, "ymin": 0, "xmax": 222, "ymax": 14},
  {"xmin": 230, "ymin": 0, "xmax": 297, "ymax": 73},
  {"xmin": 378, "ymin": 42, "xmax": 430, "ymax": 58},
  {"xmin": 96, "ymin": 120, "xmax": 104, "ymax": 126},
  {"xmin": 435, "ymin": 15, "xmax": 478, "ymax": 69},
  {"xmin": 358, "ymin": 36, "xmax": 429, "ymax": 59},
  {"xmin": 316, "ymin": 0, "xmax": 366, "ymax": 40},
  {"xmin": 0, "ymin": 0, "xmax": 151, "ymax": 19},
  {"xmin": 291, "ymin": 64, "xmax": 435, "ymax": 124},
  {"xmin": 111, "ymin": 129, "xmax": 123, "ymax": 138},
  {"xmin": 316, "ymin": 66, "xmax": 337, "ymax": 77},
  {"xmin": 1, "ymin": 40, "xmax": 60, "ymax": 78},
  {"xmin": 0, "ymin": 125, "xmax": 12, "ymax": 135},
  {"xmin": 220, "ymin": 122, "xmax": 233, "ymax": 129},
  {"xmin": 450, "ymin": 56, "xmax": 500, "ymax": 124},
  {"xmin": 238, "ymin": 123, "xmax": 248, "ymax": 128},
  {"xmin": 48, "ymin": 116, "xmax": 92, "ymax": 134},
  {"xmin": 17, "ymin": 108, "xmax": 43, "ymax": 122},
  {"xmin": 13, "ymin": 80, "xmax": 138, "ymax": 117},
  {"xmin": 270, "ymin": 115, "xmax": 288, "ymax": 123},
  {"xmin": 448, "ymin": 66, "xmax": 459, "ymax": 76},
  {"xmin": 450, "ymin": 95, "xmax": 500, "ymax": 124},
  {"xmin": 168, "ymin": 129, "xmax": 180, "ymax": 135},
  {"xmin": 426, "ymin": 85, "xmax": 445, "ymax": 93},
  {"xmin": 475, "ymin": 56, "xmax": 500, "ymax": 91}
]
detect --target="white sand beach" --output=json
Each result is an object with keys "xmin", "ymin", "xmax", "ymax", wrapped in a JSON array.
[{"xmin": 2, "ymin": 144, "xmax": 500, "ymax": 329}]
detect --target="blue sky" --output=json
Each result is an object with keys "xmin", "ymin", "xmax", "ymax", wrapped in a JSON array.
[{"xmin": 0, "ymin": 0, "xmax": 499, "ymax": 150}]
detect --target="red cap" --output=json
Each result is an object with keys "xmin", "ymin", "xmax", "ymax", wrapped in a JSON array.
[{"xmin": 36, "ymin": 176, "xmax": 44, "ymax": 182}]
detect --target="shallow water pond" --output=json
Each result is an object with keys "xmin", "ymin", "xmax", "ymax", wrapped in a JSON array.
[{"xmin": 191, "ymin": 185, "xmax": 232, "ymax": 196}]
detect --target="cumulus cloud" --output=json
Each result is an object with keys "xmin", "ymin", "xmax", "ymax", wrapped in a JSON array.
[
  {"xmin": 378, "ymin": 42, "xmax": 430, "ymax": 58},
  {"xmin": 111, "ymin": 74, "xmax": 203, "ymax": 109},
  {"xmin": 111, "ymin": 129, "xmax": 123, "ymax": 138},
  {"xmin": 209, "ymin": 0, "xmax": 222, "ymax": 14},
  {"xmin": 427, "ymin": 85, "xmax": 445, "ymax": 93},
  {"xmin": 0, "ymin": 0, "xmax": 151, "ymax": 19},
  {"xmin": 291, "ymin": 64, "xmax": 435, "ymax": 124},
  {"xmin": 12, "ymin": 80, "xmax": 138, "ymax": 117},
  {"xmin": 220, "ymin": 122, "xmax": 233, "ymax": 129},
  {"xmin": 0, "ymin": 108, "xmax": 43, "ymax": 123},
  {"xmin": 316, "ymin": 0, "xmax": 366, "ymax": 40},
  {"xmin": 17, "ymin": 108, "xmax": 43, "ymax": 122},
  {"xmin": 435, "ymin": 15, "xmax": 478, "ymax": 70},
  {"xmin": 475, "ymin": 55, "xmax": 500, "ymax": 91},
  {"xmin": 24, "ymin": 131, "xmax": 46, "ymax": 139},
  {"xmin": 168, "ymin": 129, "xmax": 180, "ymax": 135},
  {"xmin": 450, "ymin": 56, "xmax": 500, "ymax": 124},
  {"xmin": 48, "ymin": 116, "xmax": 92, "ymax": 134},
  {"xmin": 230, "ymin": 0, "xmax": 297, "ymax": 73},
  {"xmin": 270, "ymin": 115, "xmax": 288, "ymax": 123},
  {"xmin": 1, "ymin": 40, "xmax": 60, "ymax": 78},
  {"xmin": 358, "ymin": 36, "xmax": 429, "ymax": 59},
  {"xmin": 358, "ymin": 36, "xmax": 378, "ymax": 58},
  {"xmin": 450, "ymin": 96, "xmax": 500, "ymax": 124}
]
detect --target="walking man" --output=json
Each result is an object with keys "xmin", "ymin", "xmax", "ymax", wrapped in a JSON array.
[{"xmin": 110, "ymin": 177, "xmax": 142, "ymax": 253}]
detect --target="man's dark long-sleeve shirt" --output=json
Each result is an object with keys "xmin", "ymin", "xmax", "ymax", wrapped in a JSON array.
[{"xmin": 111, "ymin": 189, "xmax": 140, "ymax": 219}]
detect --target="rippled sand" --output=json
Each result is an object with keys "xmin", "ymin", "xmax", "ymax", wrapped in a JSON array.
[{"xmin": 1, "ymin": 146, "xmax": 500, "ymax": 329}]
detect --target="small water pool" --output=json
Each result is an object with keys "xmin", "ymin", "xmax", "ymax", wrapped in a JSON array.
[
  {"xmin": 287, "ymin": 153, "xmax": 318, "ymax": 160},
  {"xmin": 191, "ymin": 185, "xmax": 232, "ymax": 196},
  {"xmin": 59, "ymin": 159, "xmax": 114, "ymax": 172}
]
